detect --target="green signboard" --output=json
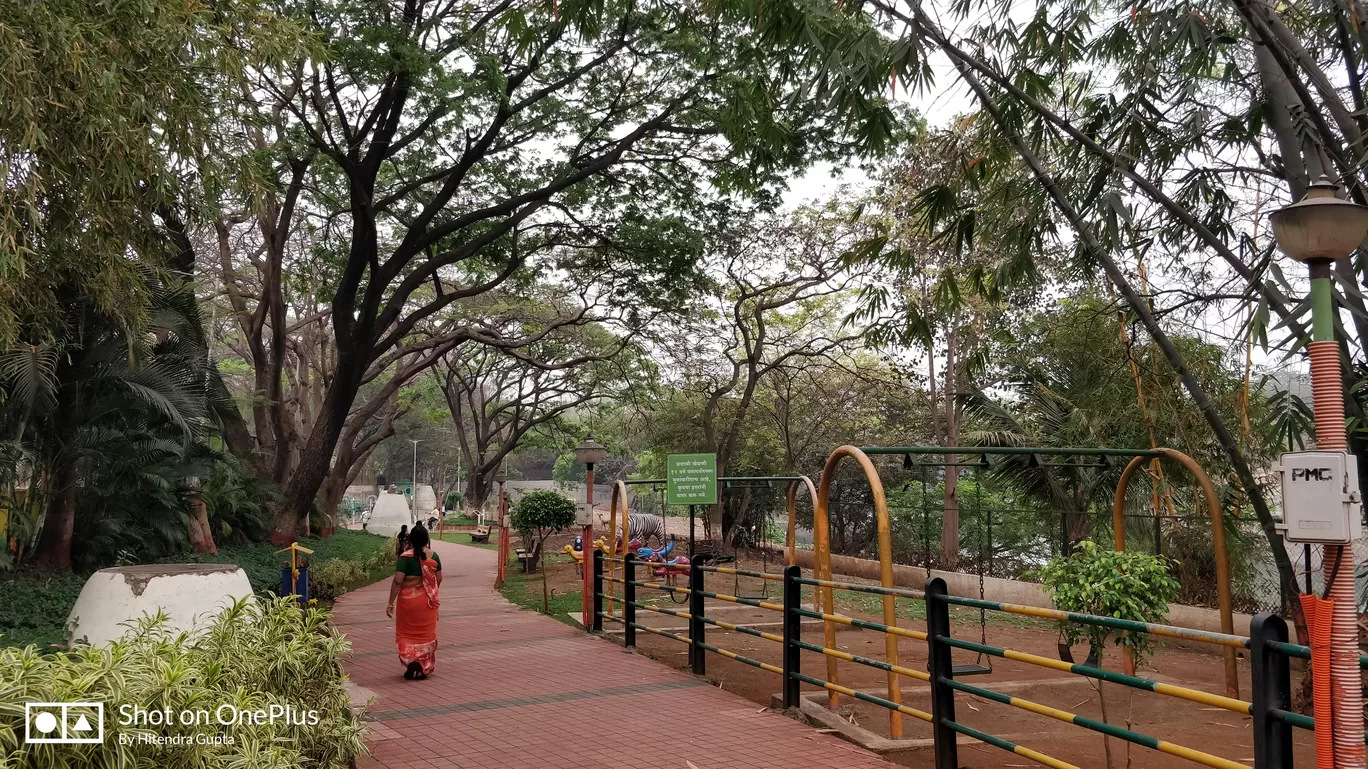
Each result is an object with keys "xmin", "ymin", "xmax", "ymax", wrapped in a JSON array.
[{"xmin": 666, "ymin": 453, "xmax": 718, "ymax": 506}]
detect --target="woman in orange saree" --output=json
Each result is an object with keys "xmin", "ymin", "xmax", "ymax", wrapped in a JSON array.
[{"xmin": 386, "ymin": 524, "xmax": 442, "ymax": 679}]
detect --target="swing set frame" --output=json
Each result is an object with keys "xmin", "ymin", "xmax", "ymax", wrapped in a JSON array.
[
  {"xmin": 858, "ymin": 445, "xmax": 1237, "ymax": 696},
  {"xmin": 804, "ymin": 444, "xmax": 1237, "ymax": 740},
  {"xmin": 601, "ymin": 474, "xmax": 822, "ymax": 611}
]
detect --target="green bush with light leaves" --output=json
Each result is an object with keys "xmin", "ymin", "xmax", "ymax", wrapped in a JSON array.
[
  {"xmin": 1037, "ymin": 540, "xmax": 1180, "ymax": 659},
  {"xmin": 510, "ymin": 490, "xmax": 577, "ymax": 613},
  {"xmin": 1036, "ymin": 540, "xmax": 1180, "ymax": 769},
  {"xmin": 0, "ymin": 597, "xmax": 365, "ymax": 768},
  {"xmin": 510, "ymin": 490, "xmax": 577, "ymax": 560}
]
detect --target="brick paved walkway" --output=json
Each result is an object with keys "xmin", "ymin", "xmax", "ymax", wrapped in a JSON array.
[{"xmin": 334, "ymin": 539, "xmax": 893, "ymax": 769}]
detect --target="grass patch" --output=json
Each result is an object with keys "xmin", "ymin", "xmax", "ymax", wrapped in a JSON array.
[
  {"xmin": 1, "ymin": 530, "xmax": 395, "ymax": 651},
  {"xmin": 0, "ymin": 570, "xmax": 88, "ymax": 650},
  {"xmin": 497, "ymin": 556, "xmax": 583, "ymax": 627},
  {"xmin": 438, "ymin": 531, "xmax": 498, "ymax": 550}
]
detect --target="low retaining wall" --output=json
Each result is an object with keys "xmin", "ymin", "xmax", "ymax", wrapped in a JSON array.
[{"xmin": 787, "ymin": 548, "xmax": 1252, "ymax": 637}]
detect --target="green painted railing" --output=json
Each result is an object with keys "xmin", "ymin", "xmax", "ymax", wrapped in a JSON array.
[{"xmin": 587, "ymin": 549, "xmax": 1308, "ymax": 769}]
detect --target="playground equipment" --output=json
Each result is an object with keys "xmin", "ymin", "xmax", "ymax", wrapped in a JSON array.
[
  {"xmin": 636, "ymin": 540, "xmax": 691, "ymax": 603},
  {"xmin": 599, "ymin": 444, "xmax": 1233, "ymax": 742},
  {"xmin": 816, "ymin": 444, "xmax": 1234, "ymax": 739},
  {"xmin": 601, "ymin": 476, "xmax": 829, "ymax": 616},
  {"xmin": 564, "ymin": 534, "xmax": 600, "ymax": 559},
  {"xmin": 591, "ymin": 544, "xmax": 1315, "ymax": 769},
  {"xmin": 563, "ymin": 534, "xmax": 615, "ymax": 577},
  {"xmin": 634, "ymin": 538, "xmax": 674, "ymax": 560},
  {"xmin": 868, "ymin": 445, "xmax": 1236, "ymax": 699},
  {"xmin": 582, "ymin": 443, "xmax": 1315, "ymax": 769},
  {"xmin": 277, "ymin": 541, "xmax": 314, "ymax": 604}
]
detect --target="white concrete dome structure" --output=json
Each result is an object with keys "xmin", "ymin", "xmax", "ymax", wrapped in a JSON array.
[
  {"xmin": 66, "ymin": 564, "xmax": 255, "ymax": 648},
  {"xmin": 368, "ymin": 489, "xmax": 414, "ymax": 537},
  {"xmin": 414, "ymin": 483, "xmax": 437, "ymax": 514}
]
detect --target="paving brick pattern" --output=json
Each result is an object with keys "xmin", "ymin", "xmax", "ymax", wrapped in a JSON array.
[{"xmin": 334, "ymin": 540, "xmax": 894, "ymax": 769}]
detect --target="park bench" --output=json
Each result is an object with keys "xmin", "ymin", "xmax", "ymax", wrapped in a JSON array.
[
  {"xmin": 469, "ymin": 526, "xmax": 491, "ymax": 544},
  {"xmin": 514, "ymin": 542, "xmax": 541, "ymax": 573}
]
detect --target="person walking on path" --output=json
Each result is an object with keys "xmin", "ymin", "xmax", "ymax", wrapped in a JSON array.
[
  {"xmin": 387, "ymin": 523, "xmax": 441, "ymax": 680},
  {"xmin": 395, "ymin": 524, "xmax": 409, "ymax": 556}
]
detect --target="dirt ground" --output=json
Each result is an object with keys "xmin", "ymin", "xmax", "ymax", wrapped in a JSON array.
[{"xmin": 509, "ymin": 549, "xmax": 1319, "ymax": 769}]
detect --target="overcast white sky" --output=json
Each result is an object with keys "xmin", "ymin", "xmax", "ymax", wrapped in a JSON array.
[
  {"xmin": 775, "ymin": 48, "xmax": 1302, "ymax": 381},
  {"xmin": 784, "ymin": 49, "xmax": 978, "ymax": 208}
]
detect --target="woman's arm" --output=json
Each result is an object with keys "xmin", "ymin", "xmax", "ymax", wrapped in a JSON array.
[{"xmin": 386, "ymin": 571, "xmax": 404, "ymax": 617}]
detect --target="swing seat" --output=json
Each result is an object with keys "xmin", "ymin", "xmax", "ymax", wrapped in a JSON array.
[
  {"xmin": 1057, "ymin": 642, "xmax": 1100, "ymax": 668},
  {"xmin": 951, "ymin": 662, "xmax": 993, "ymax": 676}
]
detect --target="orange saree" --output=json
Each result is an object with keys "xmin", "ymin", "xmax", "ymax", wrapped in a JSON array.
[{"xmin": 395, "ymin": 549, "xmax": 440, "ymax": 675}]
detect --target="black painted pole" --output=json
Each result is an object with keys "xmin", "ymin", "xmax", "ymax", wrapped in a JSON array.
[
  {"xmin": 926, "ymin": 577, "xmax": 958, "ymax": 769},
  {"xmin": 1250, "ymin": 612, "xmax": 1292, "ymax": 769},
  {"xmin": 782, "ymin": 564, "xmax": 802, "ymax": 708},
  {"xmin": 592, "ymin": 549, "xmax": 604, "ymax": 632},
  {"xmin": 690, "ymin": 557, "xmax": 706, "ymax": 675},
  {"xmin": 689, "ymin": 504, "xmax": 696, "ymax": 559},
  {"xmin": 624, "ymin": 553, "xmax": 637, "ymax": 648}
]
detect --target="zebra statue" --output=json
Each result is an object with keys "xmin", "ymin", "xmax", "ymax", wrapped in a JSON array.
[{"xmin": 627, "ymin": 512, "xmax": 666, "ymax": 547}]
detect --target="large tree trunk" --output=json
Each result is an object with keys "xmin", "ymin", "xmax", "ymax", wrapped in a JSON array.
[
  {"xmin": 320, "ymin": 471, "xmax": 345, "ymax": 537},
  {"xmin": 465, "ymin": 471, "xmax": 490, "ymax": 511},
  {"xmin": 208, "ymin": 365, "xmax": 262, "ymax": 473},
  {"xmin": 32, "ymin": 464, "xmax": 77, "ymax": 569},
  {"xmin": 274, "ymin": 363, "xmax": 360, "ymax": 543},
  {"xmin": 188, "ymin": 496, "xmax": 217, "ymax": 553}
]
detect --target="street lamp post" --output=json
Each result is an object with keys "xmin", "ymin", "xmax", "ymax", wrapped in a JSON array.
[
  {"xmin": 410, "ymin": 440, "xmax": 422, "ymax": 522},
  {"xmin": 1270, "ymin": 175, "xmax": 1368, "ymax": 769},
  {"xmin": 495, "ymin": 464, "xmax": 510, "ymax": 589},
  {"xmin": 575, "ymin": 437, "xmax": 608, "ymax": 627}
]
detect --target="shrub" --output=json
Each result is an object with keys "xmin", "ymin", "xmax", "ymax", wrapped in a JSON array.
[
  {"xmin": 199, "ymin": 454, "xmax": 280, "ymax": 544},
  {"xmin": 0, "ymin": 569, "xmax": 86, "ymax": 650},
  {"xmin": 510, "ymin": 489, "xmax": 577, "ymax": 613},
  {"xmin": 511, "ymin": 489, "xmax": 577, "ymax": 560},
  {"xmin": 1036, "ymin": 540, "xmax": 1180, "ymax": 659},
  {"xmin": 1035, "ymin": 540, "xmax": 1180, "ymax": 769},
  {"xmin": 310, "ymin": 544, "xmax": 396, "ymax": 603},
  {"xmin": 0, "ymin": 598, "xmax": 365, "ymax": 768}
]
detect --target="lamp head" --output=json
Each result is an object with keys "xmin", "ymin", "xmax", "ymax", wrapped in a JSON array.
[
  {"xmin": 1269, "ymin": 176, "xmax": 1368, "ymax": 263},
  {"xmin": 575, "ymin": 437, "xmax": 608, "ymax": 467}
]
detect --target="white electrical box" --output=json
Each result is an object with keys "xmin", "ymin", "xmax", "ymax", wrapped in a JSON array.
[
  {"xmin": 575, "ymin": 503, "xmax": 593, "ymax": 526},
  {"xmin": 1276, "ymin": 451, "xmax": 1361, "ymax": 544},
  {"xmin": 502, "ymin": 514, "xmax": 511, "ymax": 528}
]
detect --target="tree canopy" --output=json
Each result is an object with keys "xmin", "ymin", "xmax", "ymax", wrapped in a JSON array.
[{"xmin": 2, "ymin": 0, "xmax": 1349, "ymax": 648}]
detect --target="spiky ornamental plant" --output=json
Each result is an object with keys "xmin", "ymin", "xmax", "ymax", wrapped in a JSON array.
[{"xmin": 0, "ymin": 597, "xmax": 365, "ymax": 769}]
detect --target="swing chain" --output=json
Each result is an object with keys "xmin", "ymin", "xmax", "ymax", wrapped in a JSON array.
[{"xmin": 978, "ymin": 478, "xmax": 988, "ymax": 648}]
